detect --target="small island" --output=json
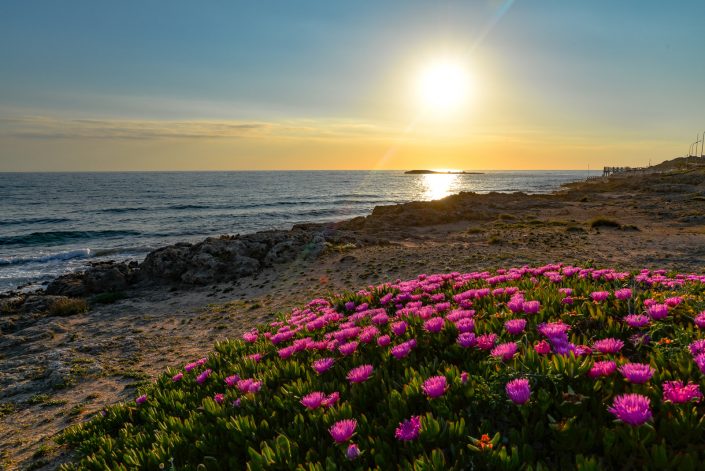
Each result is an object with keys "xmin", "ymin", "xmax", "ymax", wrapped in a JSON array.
[{"xmin": 404, "ymin": 169, "xmax": 484, "ymax": 174}]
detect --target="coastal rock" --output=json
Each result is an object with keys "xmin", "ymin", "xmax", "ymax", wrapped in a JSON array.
[
  {"xmin": 140, "ymin": 232, "xmax": 321, "ymax": 284},
  {"xmin": 46, "ymin": 261, "xmax": 136, "ymax": 297}
]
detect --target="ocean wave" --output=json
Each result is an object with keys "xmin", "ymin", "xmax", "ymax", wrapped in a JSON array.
[
  {"xmin": 0, "ymin": 246, "xmax": 153, "ymax": 268},
  {"xmin": 0, "ymin": 217, "xmax": 72, "ymax": 226},
  {"xmin": 0, "ymin": 249, "xmax": 91, "ymax": 266},
  {"xmin": 98, "ymin": 207, "xmax": 149, "ymax": 214},
  {"xmin": 0, "ymin": 230, "xmax": 141, "ymax": 247}
]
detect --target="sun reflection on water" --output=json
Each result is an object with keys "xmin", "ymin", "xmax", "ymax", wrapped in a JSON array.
[{"xmin": 421, "ymin": 174, "xmax": 459, "ymax": 201}]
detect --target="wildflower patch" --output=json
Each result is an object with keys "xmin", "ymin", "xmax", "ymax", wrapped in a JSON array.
[{"xmin": 59, "ymin": 265, "xmax": 705, "ymax": 469}]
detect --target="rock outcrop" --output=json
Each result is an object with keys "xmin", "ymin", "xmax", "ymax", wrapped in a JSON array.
[{"xmin": 46, "ymin": 261, "xmax": 139, "ymax": 297}]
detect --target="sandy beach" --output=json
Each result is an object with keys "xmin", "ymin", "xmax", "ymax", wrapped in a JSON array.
[{"xmin": 2, "ymin": 161, "xmax": 705, "ymax": 469}]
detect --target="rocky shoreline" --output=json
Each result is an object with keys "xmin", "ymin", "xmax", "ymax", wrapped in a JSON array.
[{"xmin": 2, "ymin": 161, "xmax": 705, "ymax": 469}]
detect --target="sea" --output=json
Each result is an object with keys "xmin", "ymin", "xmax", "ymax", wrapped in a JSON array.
[{"xmin": 0, "ymin": 170, "xmax": 590, "ymax": 293}]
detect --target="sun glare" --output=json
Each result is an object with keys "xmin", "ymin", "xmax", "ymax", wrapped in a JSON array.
[{"xmin": 416, "ymin": 59, "xmax": 472, "ymax": 113}]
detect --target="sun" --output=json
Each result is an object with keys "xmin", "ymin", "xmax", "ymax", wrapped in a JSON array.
[{"xmin": 416, "ymin": 59, "xmax": 472, "ymax": 113}]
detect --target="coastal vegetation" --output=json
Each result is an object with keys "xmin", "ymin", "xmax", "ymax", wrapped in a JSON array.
[{"xmin": 59, "ymin": 265, "xmax": 705, "ymax": 469}]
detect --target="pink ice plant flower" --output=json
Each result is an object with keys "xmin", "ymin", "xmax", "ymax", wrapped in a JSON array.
[
  {"xmin": 347, "ymin": 364, "xmax": 373, "ymax": 384},
  {"xmin": 312, "ymin": 358, "xmax": 335, "ymax": 374},
  {"xmin": 377, "ymin": 335, "xmax": 391, "ymax": 347},
  {"xmin": 491, "ymin": 342, "xmax": 519, "ymax": 361},
  {"xmin": 695, "ymin": 353, "xmax": 705, "ymax": 374},
  {"xmin": 300, "ymin": 391, "xmax": 327, "ymax": 409},
  {"xmin": 172, "ymin": 372, "xmax": 183, "ymax": 382},
  {"xmin": 665, "ymin": 296, "xmax": 683, "ymax": 307},
  {"xmin": 694, "ymin": 312, "xmax": 705, "ymax": 329},
  {"xmin": 522, "ymin": 300, "xmax": 541, "ymax": 314},
  {"xmin": 329, "ymin": 419, "xmax": 357, "ymax": 443},
  {"xmin": 534, "ymin": 340, "xmax": 551, "ymax": 355},
  {"xmin": 391, "ymin": 321, "xmax": 407, "ymax": 336},
  {"xmin": 647, "ymin": 303, "xmax": 669, "ymax": 320},
  {"xmin": 663, "ymin": 381, "xmax": 703, "ymax": 404},
  {"xmin": 224, "ymin": 374, "xmax": 240, "ymax": 387},
  {"xmin": 242, "ymin": 330, "xmax": 258, "ymax": 343},
  {"xmin": 505, "ymin": 378, "xmax": 531, "ymax": 405},
  {"xmin": 588, "ymin": 360, "xmax": 617, "ymax": 378},
  {"xmin": 624, "ymin": 314, "xmax": 650, "ymax": 328},
  {"xmin": 504, "ymin": 319, "xmax": 527, "ymax": 336},
  {"xmin": 321, "ymin": 392, "xmax": 340, "ymax": 408},
  {"xmin": 422, "ymin": 376, "xmax": 448, "ymax": 399},
  {"xmin": 457, "ymin": 332, "xmax": 477, "ymax": 348},
  {"xmin": 590, "ymin": 291, "xmax": 610, "ymax": 302},
  {"xmin": 477, "ymin": 333, "xmax": 498, "ymax": 350},
  {"xmin": 608, "ymin": 393, "xmax": 652, "ymax": 426},
  {"xmin": 460, "ymin": 372, "xmax": 469, "ymax": 384},
  {"xmin": 395, "ymin": 416, "xmax": 422, "ymax": 441},
  {"xmin": 455, "ymin": 318, "xmax": 475, "ymax": 333},
  {"xmin": 689, "ymin": 339, "xmax": 705, "ymax": 357},
  {"xmin": 246, "ymin": 353, "xmax": 263, "ymax": 362},
  {"xmin": 592, "ymin": 338, "xmax": 624, "ymax": 354},
  {"xmin": 391, "ymin": 339, "xmax": 416, "ymax": 359},
  {"xmin": 424, "ymin": 317, "xmax": 444, "ymax": 333},
  {"xmin": 213, "ymin": 393, "xmax": 225, "ymax": 404},
  {"xmin": 196, "ymin": 369, "xmax": 212, "ymax": 385},
  {"xmin": 614, "ymin": 288, "xmax": 632, "ymax": 300},
  {"xmin": 346, "ymin": 444, "xmax": 360, "ymax": 460},
  {"xmin": 236, "ymin": 378, "xmax": 262, "ymax": 394},
  {"xmin": 135, "ymin": 394, "xmax": 147, "ymax": 405},
  {"xmin": 618, "ymin": 363, "xmax": 655, "ymax": 384},
  {"xmin": 338, "ymin": 341, "xmax": 359, "ymax": 356}
]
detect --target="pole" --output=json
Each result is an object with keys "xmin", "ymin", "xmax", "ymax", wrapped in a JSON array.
[{"xmin": 701, "ymin": 130, "xmax": 705, "ymax": 157}]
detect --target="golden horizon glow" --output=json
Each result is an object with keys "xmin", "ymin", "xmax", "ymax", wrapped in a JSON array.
[{"xmin": 416, "ymin": 59, "xmax": 472, "ymax": 114}]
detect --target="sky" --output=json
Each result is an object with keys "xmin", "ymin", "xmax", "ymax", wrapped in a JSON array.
[{"xmin": 1, "ymin": 0, "xmax": 704, "ymax": 171}]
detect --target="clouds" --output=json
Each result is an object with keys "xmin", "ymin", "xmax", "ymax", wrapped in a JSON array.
[
  {"xmin": 0, "ymin": 115, "xmax": 398, "ymax": 142},
  {"xmin": 0, "ymin": 116, "xmax": 275, "ymax": 140}
]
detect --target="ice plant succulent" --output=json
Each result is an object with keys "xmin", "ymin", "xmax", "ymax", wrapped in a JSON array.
[
  {"xmin": 505, "ymin": 378, "xmax": 531, "ymax": 405},
  {"xmin": 395, "ymin": 416, "xmax": 421, "ymax": 441},
  {"xmin": 647, "ymin": 303, "xmax": 669, "ymax": 320},
  {"xmin": 624, "ymin": 314, "xmax": 650, "ymax": 328},
  {"xmin": 590, "ymin": 291, "xmax": 610, "ymax": 302},
  {"xmin": 346, "ymin": 364, "xmax": 373, "ymax": 384},
  {"xmin": 504, "ymin": 319, "xmax": 527, "ymax": 336},
  {"xmin": 300, "ymin": 392, "xmax": 326, "ymax": 410},
  {"xmin": 588, "ymin": 360, "xmax": 617, "ymax": 378},
  {"xmin": 491, "ymin": 342, "xmax": 518, "ymax": 362},
  {"xmin": 662, "ymin": 381, "xmax": 703, "ymax": 404},
  {"xmin": 312, "ymin": 358, "xmax": 335, "ymax": 374},
  {"xmin": 592, "ymin": 338, "xmax": 624, "ymax": 354},
  {"xmin": 422, "ymin": 376, "xmax": 448, "ymax": 399},
  {"xmin": 60, "ymin": 264, "xmax": 705, "ymax": 470},
  {"xmin": 329, "ymin": 419, "xmax": 357, "ymax": 444},
  {"xmin": 608, "ymin": 394, "xmax": 652, "ymax": 426},
  {"xmin": 345, "ymin": 444, "xmax": 360, "ymax": 460},
  {"xmin": 457, "ymin": 332, "xmax": 477, "ymax": 348},
  {"xmin": 618, "ymin": 363, "xmax": 655, "ymax": 384}
]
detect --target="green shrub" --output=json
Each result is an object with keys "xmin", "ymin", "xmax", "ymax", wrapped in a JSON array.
[
  {"xmin": 48, "ymin": 298, "xmax": 88, "ymax": 317},
  {"xmin": 588, "ymin": 217, "xmax": 622, "ymax": 229}
]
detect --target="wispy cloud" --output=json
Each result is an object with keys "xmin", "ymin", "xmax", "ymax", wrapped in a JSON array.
[
  {"xmin": 0, "ymin": 116, "xmax": 276, "ymax": 140},
  {"xmin": 0, "ymin": 115, "xmax": 399, "ymax": 142}
]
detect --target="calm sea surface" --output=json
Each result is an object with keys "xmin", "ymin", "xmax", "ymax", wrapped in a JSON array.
[{"xmin": 0, "ymin": 170, "xmax": 590, "ymax": 292}]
